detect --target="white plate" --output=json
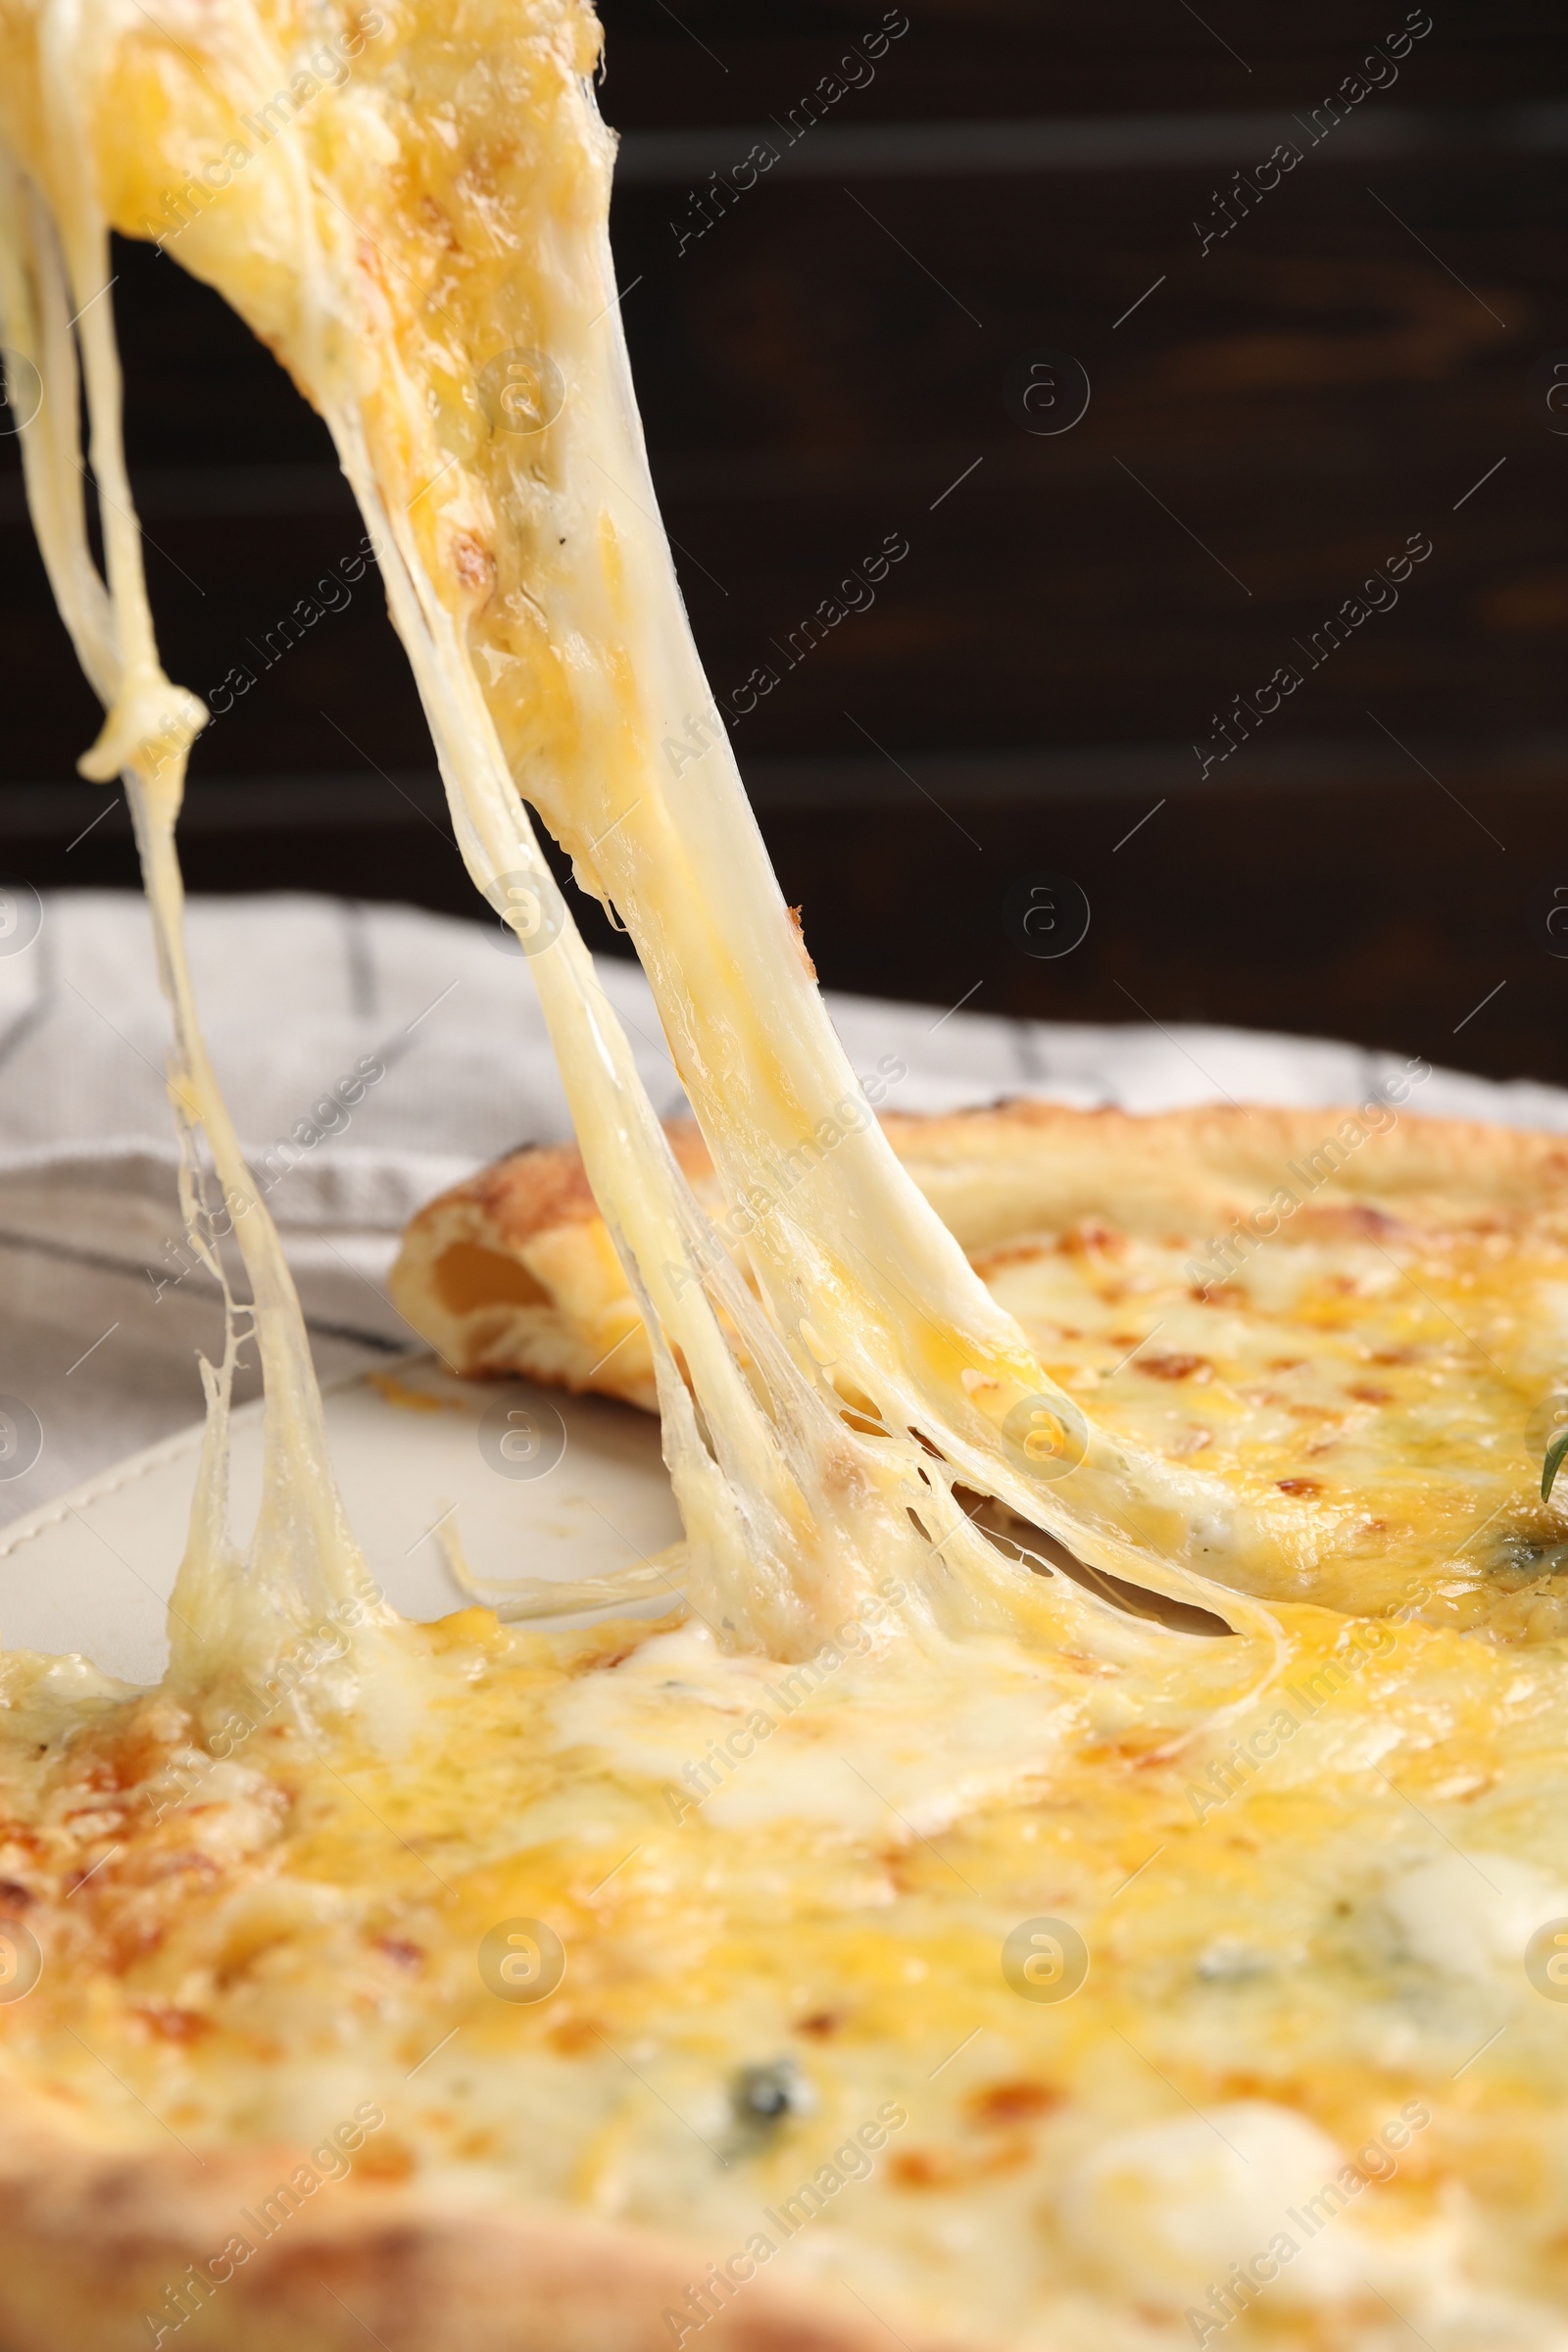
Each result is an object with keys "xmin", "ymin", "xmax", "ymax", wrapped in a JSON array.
[{"xmin": 0, "ymin": 1354, "xmax": 682, "ymax": 1686}]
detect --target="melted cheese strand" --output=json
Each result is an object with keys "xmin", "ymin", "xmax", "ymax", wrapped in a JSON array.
[
  {"xmin": 0, "ymin": 0, "xmax": 1288, "ymax": 1675},
  {"xmin": 0, "ymin": 115, "xmax": 385, "ymax": 1681}
]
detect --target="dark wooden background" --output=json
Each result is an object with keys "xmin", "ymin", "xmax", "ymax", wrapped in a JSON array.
[{"xmin": 4, "ymin": 0, "xmax": 1568, "ymax": 1081}]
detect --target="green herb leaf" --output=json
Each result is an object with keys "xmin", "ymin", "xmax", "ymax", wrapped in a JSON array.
[{"xmin": 1543, "ymin": 1429, "xmax": 1568, "ymax": 1504}]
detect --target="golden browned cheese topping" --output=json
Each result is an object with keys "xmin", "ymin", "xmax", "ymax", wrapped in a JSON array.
[
  {"xmin": 977, "ymin": 1200, "xmax": 1568, "ymax": 1640},
  {"xmin": 5, "ymin": 1596, "xmax": 1568, "ymax": 2351}
]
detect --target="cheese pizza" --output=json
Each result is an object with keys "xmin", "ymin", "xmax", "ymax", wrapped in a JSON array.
[{"xmin": 1, "ymin": 1, "xmax": 1567, "ymax": 2348}]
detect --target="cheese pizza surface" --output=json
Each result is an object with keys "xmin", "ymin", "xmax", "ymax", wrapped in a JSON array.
[{"xmin": 6, "ymin": 1568, "xmax": 1568, "ymax": 2352}]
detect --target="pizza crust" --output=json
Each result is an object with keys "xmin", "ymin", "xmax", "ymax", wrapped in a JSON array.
[
  {"xmin": 0, "ymin": 2085, "xmax": 957, "ymax": 2352},
  {"xmin": 390, "ymin": 1099, "xmax": 1568, "ymax": 1410},
  {"xmin": 389, "ymin": 1123, "xmax": 723, "ymax": 1409}
]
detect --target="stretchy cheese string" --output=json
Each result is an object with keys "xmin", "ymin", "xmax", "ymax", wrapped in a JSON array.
[
  {"xmin": 0, "ymin": 0, "xmax": 1289, "ymax": 1681},
  {"xmin": 0, "ymin": 129, "xmax": 389, "ymax": 1692}
]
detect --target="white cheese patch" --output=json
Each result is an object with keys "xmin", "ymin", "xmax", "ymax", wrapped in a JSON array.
[
  {"xmin": 1058, "ymin": 2101, "xmax": 1452, "ymax": 2313},
  {"xmin": 551, "ymin": 1622, "xmax": 1077, "ymax": 1834},
  {"xmin": 1385, "ymin": 1851, "xmax": 1568, "ymax": 1982}
]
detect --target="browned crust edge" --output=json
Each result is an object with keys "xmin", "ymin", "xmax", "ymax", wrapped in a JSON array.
[
  {"xmin": 0, "ymin": 2092, "xmax": 968, "ymax": 2352},
  {"xmin": 389, "ymin": 1099, "xmax": 1568, "ymax": 1407},
  {"xmin": 457, "ymin": 1121, "xmax": 720, "ymax": 1249},
  {"xmin": 415, "ymin": 1100, "xmax": 1568, "ymax": 1254}
]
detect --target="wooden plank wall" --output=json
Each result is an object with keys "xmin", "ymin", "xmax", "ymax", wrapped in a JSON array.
[{"xmin": 2, "ymin": 0, "xmax": 1566, "ymax": 1081}]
